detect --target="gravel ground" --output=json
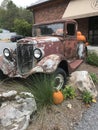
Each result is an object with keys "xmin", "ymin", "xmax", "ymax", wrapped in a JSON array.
[
  {"xmin": 74, "ymin": 63, "xmax": 98, "ymax": 130},
  {"xmin": 74, "ymin": 102, "xmax": 98, "ymax": 130}
]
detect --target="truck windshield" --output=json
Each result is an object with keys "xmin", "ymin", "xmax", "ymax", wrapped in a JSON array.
[{"xmin": 32, "ymin": 23, "xmax": 64, "ymax": 37}]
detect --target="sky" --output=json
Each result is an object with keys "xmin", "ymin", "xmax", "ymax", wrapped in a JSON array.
[{"xmin": 0, "ymin": 0, "xmax": 38, "ymax": 8}]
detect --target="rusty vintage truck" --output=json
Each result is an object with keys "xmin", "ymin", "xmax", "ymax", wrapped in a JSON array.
[{"xmin": 0, "ymin": 19, "xmax": 85, "ymax": 90}]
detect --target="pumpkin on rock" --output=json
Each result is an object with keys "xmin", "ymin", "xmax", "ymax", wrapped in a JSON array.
[{"xmin": 53, "ymin": 90, "xmax": 64, "ymax": 105}]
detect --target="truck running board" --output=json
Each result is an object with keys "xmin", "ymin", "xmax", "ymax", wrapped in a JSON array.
[{"xmin": 69, "ymin": 59, "xmax": 83, "ymax": 72}]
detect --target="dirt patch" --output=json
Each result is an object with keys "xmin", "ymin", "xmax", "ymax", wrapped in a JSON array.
[
  {"xmin": 27, "ymin": 99, "xmax": 86, "ymax": 130},
  {"xmin": 77, "ymin": 62, "xmax": 98, "ymax": 76},
  {"xmin": 0, "ymin": 63, "xmax": 98, "ymax": 130}
]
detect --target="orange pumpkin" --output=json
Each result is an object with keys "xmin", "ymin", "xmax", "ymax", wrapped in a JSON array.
[
  {"xmin": 53, "ymin": 91, "xmax": 64, "ymax": 105},
  {"xmin": 77, "ymin": 35, "xmax": 86, "ymax": 42},
  {"xmin": 77, "ymin": 31, "xmax": 82, "ymax": 36}
]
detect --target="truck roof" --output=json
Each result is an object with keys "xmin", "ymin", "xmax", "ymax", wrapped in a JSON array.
[{"xmin": 33, "ymin": 19, "xmax": 77, "ymax": 26}]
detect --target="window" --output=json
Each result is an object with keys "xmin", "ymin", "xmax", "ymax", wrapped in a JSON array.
[
  {"xmin": 67, "ymin": 23, "xmax": 75, "ymax": 36},
  {"xmin": 89, "ymin": 16, "xmax": 98, "ymax": 45},
  {"xmin": 32, "ymin": 23, "xmax": 64, "ymax": 37}
]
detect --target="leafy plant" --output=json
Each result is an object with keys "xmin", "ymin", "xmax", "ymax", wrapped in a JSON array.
[
  {"xmin": 62, "ymin": 85, "xmax": 76, "ymax": 99},
  {"xmin": 14, "ymin": 18, "xmax": 32, "ymax": 36},
  {"xmin": 82, "ymin": 91, "xmax": 93, "ymax": 104},
  {"xmin": 90, "ymin": 73, "xmax": 98, "ymax": 83},
  {"xmin": 24, "ymin": 74, "xmax": 54, "ymax": 109},
  {"xmin": 86, "ymin": 51, "xmax": 98, "ymax": 67}
]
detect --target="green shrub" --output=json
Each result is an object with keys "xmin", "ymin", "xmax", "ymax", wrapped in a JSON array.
[
  {"xmin": 90, "ymin": 73, "xmax": 98, "ymax": 83},
  {"xmin": 0, "ymin": 29, "xmax": 2, "ymax": 33},
  {"xmin": 24, "ymin": 74, "xmax": 54, "ymax": 109},
  {"xmin": 62, "ymin": 85, "xmax": 76, "ymax": 99},
  {"xmin": 86, "ymin": 51, "xmax": 98, "ymax": 67},
  {"xmin": 82, "ymin": 91, "xmax": 93, "ymax": 104}
]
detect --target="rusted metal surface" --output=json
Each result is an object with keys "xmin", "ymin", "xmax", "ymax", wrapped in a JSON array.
[
  {"xmin": 25, "ymin": 54, "xmax": 66, "ymax": 77},
  {"xmin": 33, "ymin": 19, "xmax": 77, "ymax": 26},
  {"xmin": 0, "ymin": 36, "xmax": 65, "ymax": 77},
  {"xmin": 0, "ymin": 19, "xmax": 83, "ymax": 78},
  {"xmin": 0, "ymin": 56, "xmax": 3, "ymax": 68},
  {"xmin": 64, "ymin": 37, "xmax": 77, "ymax": 59}
]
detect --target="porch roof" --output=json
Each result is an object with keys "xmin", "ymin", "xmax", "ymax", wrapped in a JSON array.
[
  {"xmin": 62, "ymin": 0, "xmax": 98, "ymax": 19},
  {"xmin": 27, "ymin": 0, "xmax": 51, "ymax": 9}
]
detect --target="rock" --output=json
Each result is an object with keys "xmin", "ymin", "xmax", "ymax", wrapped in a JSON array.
[
  {"xmin": 67, "ymin": 103, "xmax": 72, "ymax": 109},
  {"xmin": 1, "ymin": 90, "xmax": 17, "ymax": 98},
  {"xmin": 0, "ymin": 91, "xmax": 37, "ymax": 130},
  {"xmin": 20, "ymin": 92, "xmax": 34, "ymax": 98},
  {"xmin": 69, "ymin": 71, "xmax": 98, "ymax": 98}
]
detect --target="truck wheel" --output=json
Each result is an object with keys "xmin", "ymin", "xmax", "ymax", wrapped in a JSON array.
[
  {"xmin": 0, "ymin": 70, "xmax": 7, "ymax": 80},
  {"xmin": 54, "ymin": 68, "xmax": 67, "ymax": 90}
]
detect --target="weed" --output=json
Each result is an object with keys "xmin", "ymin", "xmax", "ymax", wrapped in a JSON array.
[
  {"xmin": 62, "ymin": 85, "xmax": 76, "ymax": 99},
  {"xmin": 86, "ymin": 51, "xmax": 98, "ymax": 67},
  {"xmin": 82, "ymin": 91, "xmax": 93, "ymax": 104},
  {"xmin": 90, "ymin": 73, "xmax": 98, "ymax": 83}
]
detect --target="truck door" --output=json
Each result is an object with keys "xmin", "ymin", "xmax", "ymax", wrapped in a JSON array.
[{"xmin": 64, "ymin": 22, "xmax": 77, "ymax": 59}]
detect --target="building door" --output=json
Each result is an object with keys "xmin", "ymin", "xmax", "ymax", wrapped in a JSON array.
[{"xmin": 89, "ymin": 16, "xmax": 98, "ymax": 46}]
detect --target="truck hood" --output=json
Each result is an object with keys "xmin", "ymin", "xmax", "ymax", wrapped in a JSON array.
[{"xmin": 18, "ymin": 36, "xmax": 61, "ymax": 44}]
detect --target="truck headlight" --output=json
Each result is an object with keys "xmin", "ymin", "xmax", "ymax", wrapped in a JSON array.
[
  {"xmin": 3, "ymin": 48, "xmax": 10, "ymax": 57},
  {"xmin": 3, "ymin": 48, "xmax": 13, "ymax": 61},
  {"xmin": 33, "ymin": 48, "xmax": 43, "ymax": 59}
]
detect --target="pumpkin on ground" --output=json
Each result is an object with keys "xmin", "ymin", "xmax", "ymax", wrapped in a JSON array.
[{"xmin": 53, "ymin": 90, "xmax": 64, "ymax": 105}]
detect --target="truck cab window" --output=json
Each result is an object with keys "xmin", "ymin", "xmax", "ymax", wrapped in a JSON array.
[{"xmin": 67, "ymin": 24, "xmax": 75, "ymax": 36}]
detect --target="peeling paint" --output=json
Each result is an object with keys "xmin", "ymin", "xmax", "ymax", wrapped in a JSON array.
[
  {"xmin": 0, "ymin": 19, "xmax": 83, "ymax": 78},
  {"xmin": 43, "ymin": 59, "xmax": 55, "ymax": 69}
]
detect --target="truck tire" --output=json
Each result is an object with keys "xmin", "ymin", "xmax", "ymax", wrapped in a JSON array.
[
  {"xmin": 0, "ymin": 70, "xmax": 7, "ymax": 80},
  {"xmin": 54, "ymin": 68, "xmax": 67, "ymax": 90}
]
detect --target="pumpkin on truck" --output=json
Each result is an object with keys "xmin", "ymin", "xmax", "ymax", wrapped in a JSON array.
[{"xmin": 0, "ymin": 19, "xmax": 87, "ymax": 90}]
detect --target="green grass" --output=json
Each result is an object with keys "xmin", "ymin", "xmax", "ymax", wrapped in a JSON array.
[
  {"xmin": 0, "ymin": 78, "xmax": 30, "ymax": 93},
  {"xmin": 23, "ymin": 74, "xmax": 54, "ymax": 109},
  {"xmin": 86, "ymin": 51, "xmax": 98, "ymax": 67},
  {"xmin": 90, "ymin": 73, "xmax": 98, "ymax": 83}
]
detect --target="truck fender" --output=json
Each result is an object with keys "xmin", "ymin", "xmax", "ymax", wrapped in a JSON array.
[{"xmin": 27, "ymin": 54, "xmax": 69, "ymax": 77}]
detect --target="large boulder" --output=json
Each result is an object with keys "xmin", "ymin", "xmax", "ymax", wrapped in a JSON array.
[
  {"xmin": 69, "ymin": 71, "xmax": 98, "ymax": 98},
  {"xmin": 0, "ymin": 90, "xmax": 37, "ymax": 130}
]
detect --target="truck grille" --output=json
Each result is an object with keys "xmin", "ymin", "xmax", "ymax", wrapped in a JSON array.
[{"xmin": 17, "ymin": 44, "xmax": 33, "ymax": 74}]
